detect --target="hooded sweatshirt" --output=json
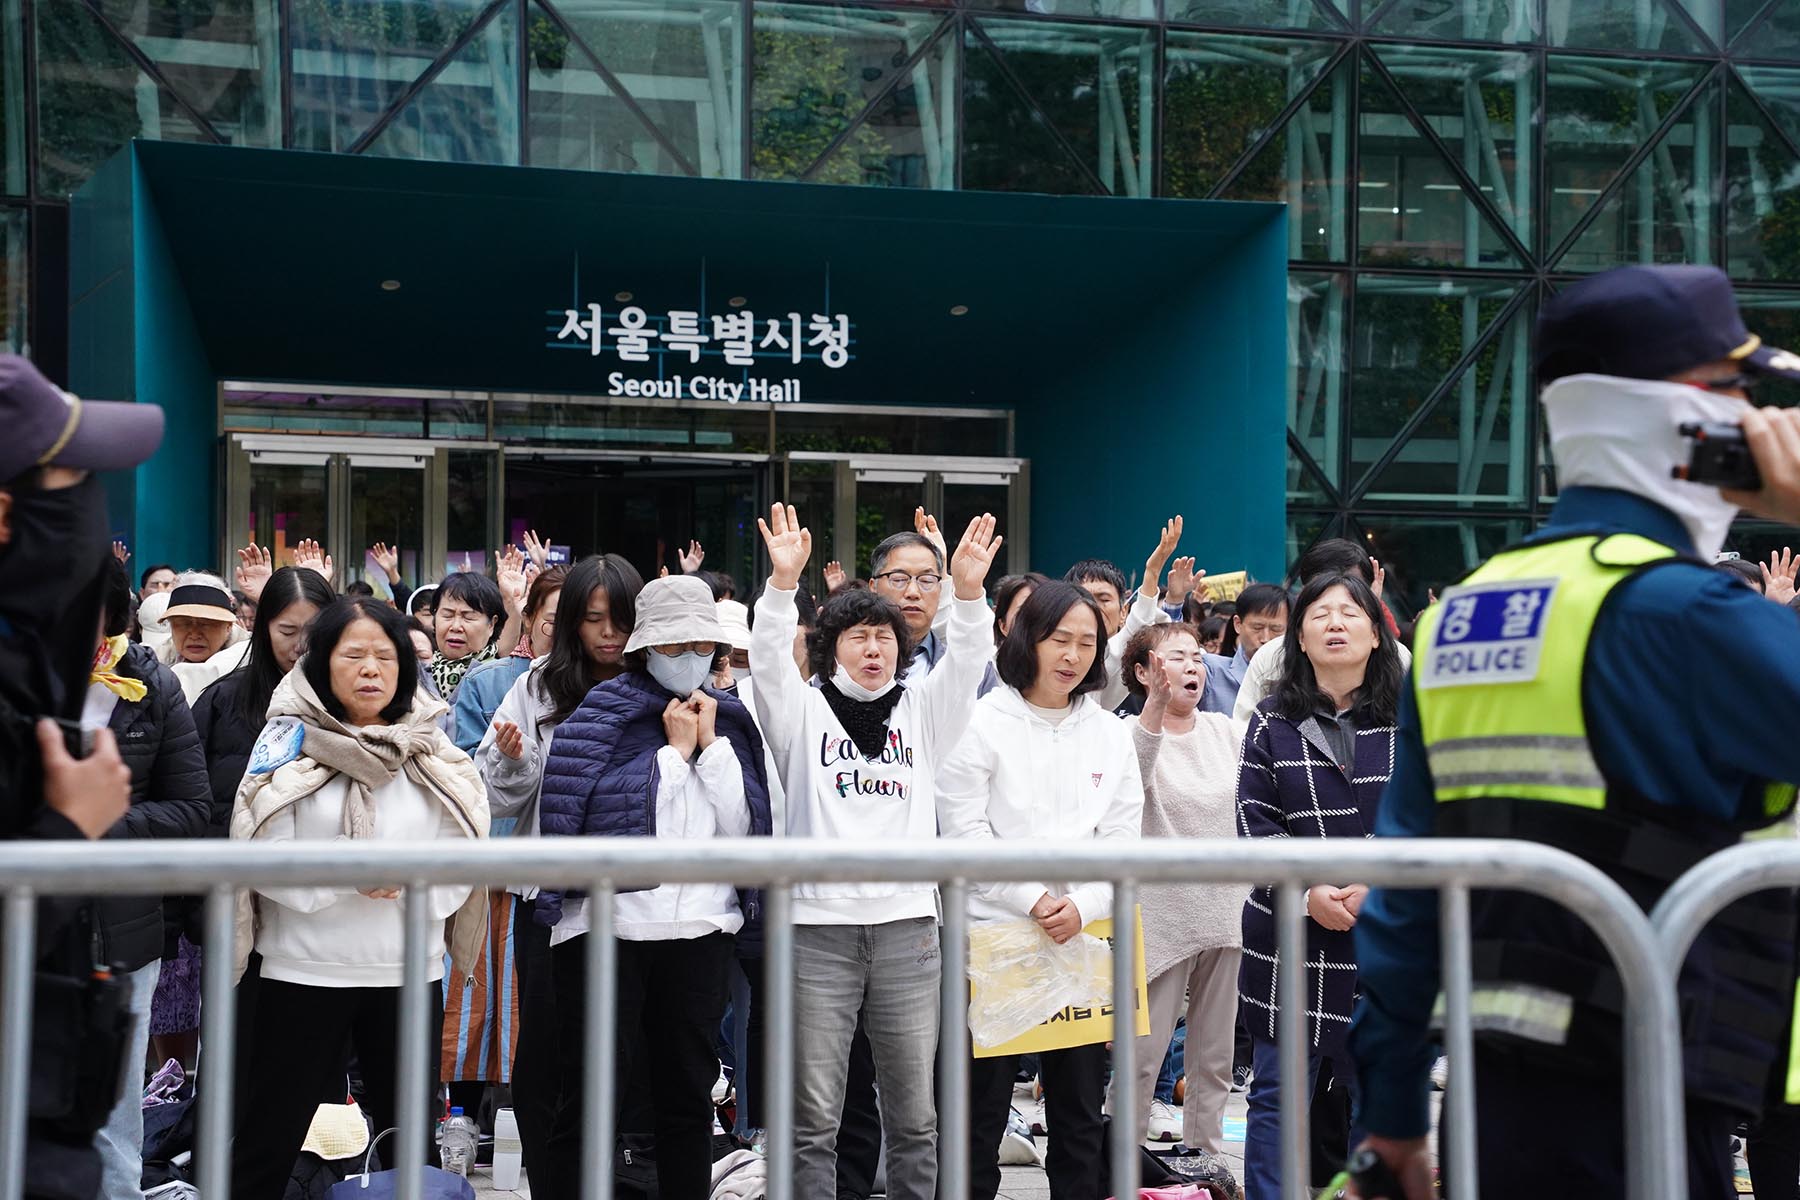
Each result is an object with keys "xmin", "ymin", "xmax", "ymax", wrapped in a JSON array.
[
  {"xmin": 750, "ymin": 583, "xmax": 995, "ymax": 925},
  {"xmin": 936, "ymin": 686, "xmax": 1144, "ymax": 927},
  {"xmin": 229, "ymin": 670, "xmax": 489, "ymax": 987}
]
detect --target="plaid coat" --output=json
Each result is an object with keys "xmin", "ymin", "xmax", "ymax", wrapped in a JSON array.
[{"xmin": 1236, "ymin": 698, "xmax": 1395, "ymax": 1056}]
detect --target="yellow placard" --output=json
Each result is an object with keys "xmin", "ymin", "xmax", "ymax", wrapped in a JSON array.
[
  {"xmin": 1202, "ymin": 571, "xmax": 1248, "ymax": 603},
  {"xmin": 969, "ymin": 910, "xmax": 1151, "ymax": 1058}
]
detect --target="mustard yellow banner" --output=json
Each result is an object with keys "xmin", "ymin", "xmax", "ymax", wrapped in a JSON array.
[
  {"xmin": 1202, "ymin": 571, "xmax": 1248, "ymax": 603},
  {"xmin": 969, "ymin": 911, "xmax": 1151, "ymax": 1058}
]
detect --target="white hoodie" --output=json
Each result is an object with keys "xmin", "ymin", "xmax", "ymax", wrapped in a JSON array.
[
  {"xmin": 937, "ymin": 686, "xmax": 1145, "ymax": 927},
  {"xmin": 750, "ymin": 584, "xmax": 995, "ymax": 925}
]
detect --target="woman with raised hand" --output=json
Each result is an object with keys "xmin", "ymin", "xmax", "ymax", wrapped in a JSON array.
[
  {"xmin": 227, "ymin": 597, "xmax": 488, "ymax": 1200},
  {"xmin": 751, "ymin": 503, "xmax": 1001, "ymax": 1200},
  {"xmin": 1236, "ymin": 571, "xmax": 1402, "ymax": 1200}
]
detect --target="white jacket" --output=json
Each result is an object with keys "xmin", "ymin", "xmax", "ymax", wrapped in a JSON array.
[
  {"xmin": 750, "ymin": 583, "xmax": 995, "ymax": 925},
  {"xmin": 1097, "ymin": 588, "xmax": 1170, "ymax": 712},
  {"xmin": 937, "ymin": 686, "xmax": 1145, "ymax": 926}
]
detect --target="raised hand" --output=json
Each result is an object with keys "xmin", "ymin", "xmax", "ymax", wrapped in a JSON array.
[
  {"xmin": 522, "ymin": 529, "xmax": 550, "ymax": 571},
  {"xmin": 111, "ymin": 539, "xmax": 130, "ymax": 565},
  {"xmin": 1371, "ymin": 557, "xmax": 1386, "ymax": 600},
  {"xmin": 823, "ymin": 560, "xmax": 847, "ymax": 592},
  {"xmin": 1166, "ymin": 556, "xmax": 1201, "ymax": 607},
  {"xmin": 914, "ymin": 507, "xmax": 948, "ymax": 562},
  {"xmin": 493, "ymin": 719, "xmax": 525, "ymax": 761},
  {"xmin": 496, "ymin": 546, "xmax": 528, "ymax": 617},
  {"xmin": 1141, "ymin": 649, "xmax": 1175, "ymax": 723},
  {"xmin": 293, "ymin": 539, "xmax": 334, "ymax": 585},
  {"xmin": 235, "ymin": 543, "xmax": 274, "ymax": 603},
  {"xmin": 1762, "ymin": 546, "xmax": 1799, "ymax": 605},
  {"xmin": 369, "ymin": 541, "xmax": 401, "ymax": 583},
  {"xmin": 1143, "ymin": 516, "xmax": 1183, "ymax": 597},
  {"xmin": 949, "ymin": 513, "xmax": 1004, "ymax": 601},
  {"xmin": 679, "ymin": 539, "xmax": 706, "ymax": 574},
  {"xmin": 758, "ymin": 503, "xmax": 813, "ymax": 591}
]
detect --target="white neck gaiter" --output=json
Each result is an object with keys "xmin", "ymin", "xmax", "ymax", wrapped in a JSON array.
[{"xmin": 1542, "ymin": 373, "xmax": 1748, "ymax": 560}]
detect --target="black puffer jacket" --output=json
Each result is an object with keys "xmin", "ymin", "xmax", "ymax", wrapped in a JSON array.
[
  {"xmin": 98, "ymin": 643, "xmax": 210, "ymax": 971},
  {"xmin": 190, "ymin": 668, "xmax": 259, "ymax": 835}
]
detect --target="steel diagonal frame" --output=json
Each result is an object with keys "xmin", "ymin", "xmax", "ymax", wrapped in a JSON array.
[
  {"xmin": 1206, "ymin": 41, "xmax": 1356, "ymax": 201},
  {"xmin": 347, "ymin": 0, "xmax": 515, "ymax": 156},
  {"xmin": 76, "ymin": 0, "xmax": 229, "ymax": 146},
  {"xmin": 796, "ymin": 14, "xmax": 957, "ymax": 184},
  {"xmin": 0, "ymin": 836, "xmax": 1686, "ymax": 1200},
  {"xmin": 966, "ymin": 18, "xmax": 1115, "ymax": 197}
]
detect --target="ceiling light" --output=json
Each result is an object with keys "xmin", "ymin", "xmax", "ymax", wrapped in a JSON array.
[
  {"xmin": 380, "ymin": 279, "xmax": 402, "ymax": 291},
  {"xmin": 728, "ymin": 296, "xmax": 747, "ymax": 308},
  {"xmin": 950, "ymin": 304, "xmax": 969, "ymax": 316},
  {"xmin": 614, "ymin": 291, "xmax": 634, "ymax": 302}
]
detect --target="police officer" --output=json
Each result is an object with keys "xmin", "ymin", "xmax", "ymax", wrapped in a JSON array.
[
  {"xmin": 0, "ymin": 354, "xmax": 164, "ymax": 1199},
  {"xmin": 1347, "ymin": 265, "xmax": 1800, "ymax": 1200}
]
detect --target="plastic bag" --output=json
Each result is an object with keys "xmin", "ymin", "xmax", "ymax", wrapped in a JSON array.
[{"xmin": 967, "ymin": 917, "xmax": 1114, "ymax": 1049}]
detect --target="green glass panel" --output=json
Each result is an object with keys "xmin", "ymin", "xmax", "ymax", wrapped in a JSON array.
[
  {"xmin": 1741, "ymin": 65, "xmax": 1800, "ymax": 151},
  {"xmin": 1742, "ymin": 2, "xmax": 1800, "ymax": 59},
  {"xmin": 1667, "ymin": 0, "xmax": 1723, "ymax": 43},
  {"xmin": 1349, "ymin": 275, "xmax": 1517, "ymax": 486},
  {"xmin": 1357, "ymin": 63, "xmax": 1519, "ymax": 269},
  {"xmin": 802, "ymin": 24, "xmax": 954, "ymax": 189},
  {"xmin": 1735, "ymin": 289, "xmax": 1800, "ymax": 409},
  {"xmin": 1546, "ymin": 0, "xmax": 1708, "ymax": 53},
  {"xmin": 965, "ymin": 0, "xmax": 1154, "ymax": 19},
  {"xmin": 1171, "ymin": 0, "xmax": 1345, "ymax": 33},
  {"xmin": 966, "ymin": 17, "xmax": 1154, "ymax": 198},
  {"xmin": 1361, "ymin": 299, "xmax": 1534, "ymax": 505},
  {"xmin": 1727, "ymin": 0, "xmax": 1773, "ymax": 45},
  {"xmin": 1556, "ymin": 75, "xmax": 1717, "ymax": 272},
  {"xmin": 750, "ymin": 5, "xmax": 949, "ymax": 187},
  {"xmin": 1286, "ymin": 511, "xmax": 1339, "ymax": 577},
  {"xmin": 290, "ymin": 0, "xmax": 491, "ymax": 153},
  {"xmin": 528, "ymin": 0, "xmax": 740, "ymax": 178},
  {"xmin": 1725, "ymin": 81, "xmax": 1800, "ymax": 281},
  {"xmin": 961, "ymin": 30, "xmax": 1095, "ymax": 194},
  {"xmin": 1357, "ymin": 514, "xmax": 1529, "ymax": 619},
  {"xmin": 1376, "ymin": 46, "xmax": 1534, "ymax": 247},
  {"xmin": 364, "ymin": 3, "xmax": 519, "ymax": 164},
  {"xmin": 0, "ymin": 0, "xmax": 23, "ymax": 195},
  {"xmin": 36, "ymin": 0, "xmax": 214, "ymax": 195},
  {"xmin": 1544, "ymin": 56, "xmax": 1706, "ymax": 253},
  {"xmin": 1288, "ymin": 270, "xmax": 1346, "ymax": 490},
  {"xmin": 1217, "ymin": 57, "xmax": 1350, "ymax": 262},
  {"xmin": 0, "ymin": 207, "xmax": 21, "ymax": 352},
  {"xmin": 1162, "ymin": 34, "xmax": 1338, "ymax": 199},
  {"xmin": 94, "ymin": 0, "xmax": 279, "ymax": 151},
  {"xmin": 1371, "ymin": 0, "xmax": 1537, "ymax": 45}
]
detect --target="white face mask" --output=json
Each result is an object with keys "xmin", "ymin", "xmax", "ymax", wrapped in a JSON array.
[
  {"xmin": 730, "ymin": 664, "xmax": 749, "ymax": 683},
  {"xmin": 647, "ymin": 650, "xmax": 713, "ymax": 696},
  {"xmin": 1542, "ymin": 374, "xmax": 1749, "ymax": 560},
  {"xmin": 832, "ymin": 663, "xmax": 897, "ymax": 703}
]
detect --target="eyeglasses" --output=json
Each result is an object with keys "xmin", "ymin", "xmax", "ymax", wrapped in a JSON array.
[
  {"xmin": 652, "ymin": 640, "xmax": 718, "ymax": 656},
  {"xmin": 876, "ymin": 571, "xmax": 942, "ymax": 593}
]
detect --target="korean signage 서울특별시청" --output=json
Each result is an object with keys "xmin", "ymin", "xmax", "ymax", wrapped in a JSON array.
[{"xmin": 548, "ymin": 299, "xmax": 855, "ymax": 404}]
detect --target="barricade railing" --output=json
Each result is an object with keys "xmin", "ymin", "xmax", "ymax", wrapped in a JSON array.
[{"xmin": 0, "ymin": 837, "xmax": 1684, "ymax": 1200}]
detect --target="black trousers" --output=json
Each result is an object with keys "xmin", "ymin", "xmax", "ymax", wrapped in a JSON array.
[
  {"xmin": 230, "ymin": 977, "xmax": 444, "ymax": 1200},
  {"xmin": 970, "ymin": 1043, "xmax": 1107, "ymax": 1200},
  {"xmin": 835, "ymin": 1017, "xmax": 884, "ymax": 1199},
  {"xmin": 1750, "ymin": 1104, "xmax": 1800, "ymax": 1200},
  {"xmin": 547, "ymin": 932, "xmax": 734, "ymax": 1200},
  {"xmin": 510, "ymin": 897, "xmax": 560, "ymax": 1191},
  {"xmin": 1448, "ymin": 1048, "xmax": 1735, "ymax": 1200}
]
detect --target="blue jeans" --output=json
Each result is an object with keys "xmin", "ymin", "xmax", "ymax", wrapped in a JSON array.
[
  {"xmin": 1244, "ymin": 1034, "xmax": 1361, "ymax": 1200},
  {"xmin": 94, "ymin": 959, "xmax": 160, "ymax": 1200},
  {"xmin": 1154, "ymin": 1019, "xmax": 1186, "ymax": 1104}
]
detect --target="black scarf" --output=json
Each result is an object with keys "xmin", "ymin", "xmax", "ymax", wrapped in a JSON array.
[
  {"xmin": 821, "ymin": 679, "xmax": 906, "ymax": 760},
  {"xmin": 0, "ymin": 475, "xmax": 109, "ymax": 721}
]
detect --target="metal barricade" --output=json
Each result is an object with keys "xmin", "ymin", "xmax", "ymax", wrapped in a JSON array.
[{"xmin": 0, "ymin": 836, "xmax": 1684, "ymax": 1200}]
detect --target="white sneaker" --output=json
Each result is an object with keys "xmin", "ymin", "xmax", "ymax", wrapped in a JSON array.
[
  {"xmin": 1147, "ymin": 1099, "xmax": 1183, "ymax": 1143},
  {"xmin": 1430, "ymin": 1056, "xmax": 1449, "ymax": 1091}
]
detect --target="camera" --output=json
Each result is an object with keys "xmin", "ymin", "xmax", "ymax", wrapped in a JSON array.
[{"xmin": 1674, "ymin": 421, "xmax": 1762, "ymax": 490}]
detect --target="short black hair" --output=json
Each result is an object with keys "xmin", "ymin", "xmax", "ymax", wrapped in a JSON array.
[
  {"xmin": 300, "ymin": 597, "xmax": 422, "ymax": 725},
  {"xmin": 1294, "ymin": 538, "xmax": 1374, "ymax": 587},
  {"xmin": 705, "ymin": 571, "xmax": 737, "ymax": 601},
  {"xmin": 409, "ymin": 586, "xmax": 437, "ymax": 614},
  {"xmin": 793, "ymin": 583, "xmax": 819, "ymax": 629},
  {"xmin": 1063, "ymin": 558, "xmax": 1129, "ymax": 602},
  {"xmin": 1273, "ymin": 572, "xmax": 1402, "ymax": 725},
  {"xmin": 1718, "ymin": 557, "xmax": 1764, "ymax": 593},
  {"xmin": 1235, "ymin": 582, "xmax": 1292, "ymax": 620},
  {"xmin": 102, "ymin": 555, "xmax": 133, "ymax": 639},
  {"xmin": 992, "ymin": 571, "xmax": 1051, "ymax": 647},
  {"xmin": 139, "ymin": 563, "xmax": 176, "ymax": 590},
  {"xmin": 434, "ymin": 571, "xmax": 505, "ymax": 625},
  {"xmin": 995, "ymin": 580, "xmax": 1109, "ymax": 697},
  {"xmin": 343, "ymin": 579, "xmax": 376, "ymax": 598},
  {"xmin": 871, "ymin": 531, "xmax": 944, "ymax": 576},
  {"xmin": 808, "ymin": 587, "xmax": 914, "ymax": 683}
]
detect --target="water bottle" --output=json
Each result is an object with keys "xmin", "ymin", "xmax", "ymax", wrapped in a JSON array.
[
  {"xmin": 491, "ymin": 1106, "xmax": 523, "ymax": 1189},
  {"xmin": 438, "ymin": 1106, "xmax": 480, "ymax": 1177}
]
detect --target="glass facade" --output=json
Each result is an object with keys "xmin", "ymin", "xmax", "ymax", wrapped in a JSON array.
[{"xmin": 11, "ymin": 0, "xmax": 1800, "ymax": 613}]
